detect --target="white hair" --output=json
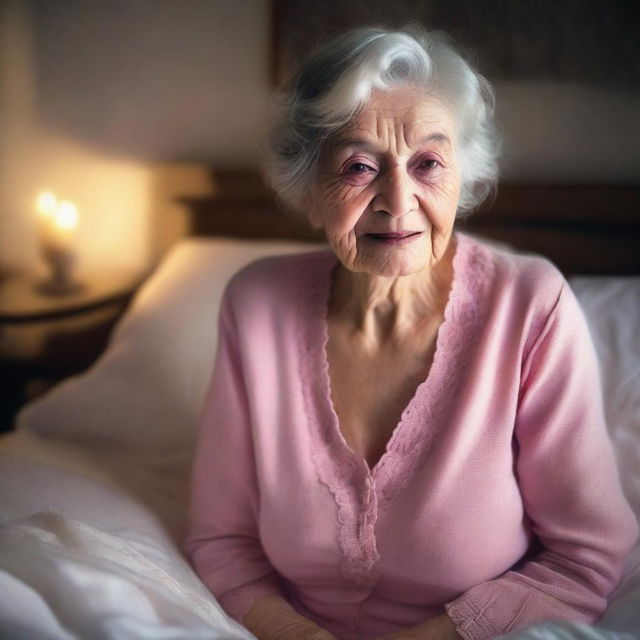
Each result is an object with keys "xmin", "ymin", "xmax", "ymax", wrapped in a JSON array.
[{"xmin": 264, "ymin": 26, "xmax": 500, "ymax": 218}]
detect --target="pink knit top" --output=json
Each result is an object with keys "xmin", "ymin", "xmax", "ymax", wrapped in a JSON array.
[{"xmin": 185, "ymin": 234, "xmax": 638, "ymax": 640}]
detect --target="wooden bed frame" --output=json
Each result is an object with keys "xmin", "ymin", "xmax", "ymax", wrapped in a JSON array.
[{"xmin": 179, "ymin": 170, "xmax": 639, "ymax": 275}]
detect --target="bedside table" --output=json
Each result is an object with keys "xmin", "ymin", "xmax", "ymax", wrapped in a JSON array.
[{"xmin": 0, "ymin": 271, "xmax": 144, "ymax": 431}]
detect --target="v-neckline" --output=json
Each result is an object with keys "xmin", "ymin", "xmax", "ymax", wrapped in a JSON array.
[
  {"xmin": 296, "ymin": 232, "xmax": 492, "ymax": 586},
  {"xmin": 319, "ymin": 236, "xmax": 461, "ymax": 477}
]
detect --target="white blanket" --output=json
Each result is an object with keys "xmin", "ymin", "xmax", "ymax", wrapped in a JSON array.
[{"xmin": 0, "ymin": 510, "xmax": 254, "ymax": 640}]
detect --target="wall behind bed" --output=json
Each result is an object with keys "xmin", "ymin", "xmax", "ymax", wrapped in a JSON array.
[
  {"xmin": 0, "ymin": 0, "xmax": 269, "ymax": 276},
  {"xmin": 1, "ymin": 0, "xmax": 638, "ymax": 277}
]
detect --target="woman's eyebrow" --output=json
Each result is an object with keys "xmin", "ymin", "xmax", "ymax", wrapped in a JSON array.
[
  {"xmin": 416, "ymin": 133, "xmax": 451, "ymax": 147},
  {"xmin": 333, "ymin": 137, "xmax": 376, "ymax": 151},
  {"xmin": 334, "ymin": 132, "xmax": 451, "ymax": 151}
]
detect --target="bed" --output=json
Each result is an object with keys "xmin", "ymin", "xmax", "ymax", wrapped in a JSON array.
[{"xmin": 0, "ymin": 177, "xmax": 639, "ymax": 639}]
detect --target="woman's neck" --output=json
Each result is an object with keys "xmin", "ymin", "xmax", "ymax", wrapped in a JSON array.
[{"xmin": 329, "ymin": 239, "xmax": 456, "ymax": 343}]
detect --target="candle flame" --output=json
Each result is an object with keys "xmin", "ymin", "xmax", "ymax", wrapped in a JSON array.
[
  {"xmin": 55, "ymin": 201, "xmax": 79, "ymax": 230},
  {"xmin": 37, "ymin": 191, "xmax": 57, "ymax": 216}
]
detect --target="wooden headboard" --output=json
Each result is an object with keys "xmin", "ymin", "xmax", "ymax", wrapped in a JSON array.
[{"xmin": 179, "ymin": 170, "xmax": 640, "ymax": 275}]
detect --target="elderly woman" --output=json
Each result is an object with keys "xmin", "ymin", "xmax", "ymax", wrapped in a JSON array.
[{"xmin": 185, "ymin": 27, "xmax": 638, "ymax": 640}]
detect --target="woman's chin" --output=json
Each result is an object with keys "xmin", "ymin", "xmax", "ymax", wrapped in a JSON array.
[{"xmin": 354, "ymin": 249, "xmax": 429, "ymax": 278}]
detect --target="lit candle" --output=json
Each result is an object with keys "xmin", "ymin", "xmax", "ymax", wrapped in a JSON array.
[
  {"xmin": 36, "ymin": 192, "xmax": 79, "ymax": 253},
  {"xmin": 35, "ymin": 191, "xmax": 83, "ymax": 294},
  {"xmin": 51, "ymin": 200, "xmax": 79, "ymax": 250}
]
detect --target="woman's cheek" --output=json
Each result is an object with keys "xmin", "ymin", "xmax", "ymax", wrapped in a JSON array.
[
  {"xmin": 422, "ymin": 170, "xmax": 459, "ymax": 200},
  {"xmin": 328, "ymin": 186, "xmax": 371, "ymax": 228},
  {"xmin": 327, "ymin": 229, "xmax": 359, "ymax": 271},
  {"xmin": 426, "ymin": 175, "xmax": 460, "ymax": 222},
  {"xmin": 327, "ymin": 212, "xmax": 360, "ymax": 250},
  {"xmin": 310, "ymin": 177, "xmax": 355, "ymax": 228}
]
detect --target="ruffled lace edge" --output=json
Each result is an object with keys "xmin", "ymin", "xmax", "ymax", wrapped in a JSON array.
[{"xmin": 297, "ymin": 234, "xmax": 494, "ymax": 587}]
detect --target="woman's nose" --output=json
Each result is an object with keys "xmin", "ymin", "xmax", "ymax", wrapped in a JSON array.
[{"xmin": 372, "ymin": 169, "xmax": 418, "ymax": 217}]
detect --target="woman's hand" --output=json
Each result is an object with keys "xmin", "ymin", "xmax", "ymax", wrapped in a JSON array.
[
  {"xmin": 243, "ymin": 594, "xmax": 338, "ymax": 640},
  {"xmin": 373, "ymin": 613, "xmax": 461, "ymax": 640},
  {"xmin": 263, "ymin": 621, "xmax": 337, "ymax": 640}
]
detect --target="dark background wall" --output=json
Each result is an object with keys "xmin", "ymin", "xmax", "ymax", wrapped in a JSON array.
[{"xmin": 1, "ymin": 0, "xmax": 638, "ymax": 276}]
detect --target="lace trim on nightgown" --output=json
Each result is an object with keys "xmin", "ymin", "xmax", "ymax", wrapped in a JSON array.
[{"xmin": 297, "ymin": 233, "xmax": 494, "ymax": 588}]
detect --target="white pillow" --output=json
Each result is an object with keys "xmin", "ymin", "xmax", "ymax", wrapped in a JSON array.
[
  {"xmin": 569, "ymin": 276, "xmax": 640, "ymax": 517},
  {"xmin": 18, "ymin": 238, "xmax": 324, "ymax": 452}
]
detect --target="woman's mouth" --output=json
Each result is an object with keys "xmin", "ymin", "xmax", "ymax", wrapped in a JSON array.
[{"xmin": 366, "ymin": 231, "xmax": 422, "ymax": 244}]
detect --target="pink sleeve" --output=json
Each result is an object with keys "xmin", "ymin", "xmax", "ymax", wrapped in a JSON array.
[
  {"xmin": 446, "ymin": 283, "xmax": 639, "ymax": 640},
  {"xmin": 184, "ymin": 289, "xmax": 283, "ymax": 622}
]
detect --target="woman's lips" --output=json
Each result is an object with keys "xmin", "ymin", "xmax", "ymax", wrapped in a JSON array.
[{"xmin": 366, "ymin": 231, "xmax": 422, "ymax": 244}]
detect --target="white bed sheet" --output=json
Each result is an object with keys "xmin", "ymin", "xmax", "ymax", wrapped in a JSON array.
[
  {"xmin": 0, "ymin": 435, "xmax": 255, "ymax": 640},
  {"xmin": 0, "ymin": 239, "xmax": 638, "ymax": 640}
]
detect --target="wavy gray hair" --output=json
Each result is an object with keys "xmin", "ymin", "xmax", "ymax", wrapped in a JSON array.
[{"xmin": 264, "ymin": 26, "xmax": 499, "ymax": 218}]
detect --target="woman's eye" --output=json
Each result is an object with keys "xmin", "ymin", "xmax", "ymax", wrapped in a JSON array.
[
  {"xmin": 420, "ymin": 159, "xmax": 439, "ymax": 170},
  {"xmin": 347, "ymin": 162, "xmax": 373, "ymax": 174},
  {"xmin": 341, "ymin": 161, "xmax": 377, "ymax": 184}
]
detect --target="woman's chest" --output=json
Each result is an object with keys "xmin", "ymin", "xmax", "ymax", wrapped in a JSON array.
[
  {"xmin": 326, "ymin": 322, "xmax": 439, "ymax": 469},
  {"xmin": 258, "ymin": 435, "xmax": 528, "ymax": 595}
]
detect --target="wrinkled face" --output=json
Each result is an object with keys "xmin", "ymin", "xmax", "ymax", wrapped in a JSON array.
[{"xmin": 308, "ymin": 85, "xmax": 461, "ymax": 278}]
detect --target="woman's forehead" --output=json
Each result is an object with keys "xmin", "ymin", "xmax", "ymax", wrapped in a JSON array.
[{"xmin": 332, "ymin": 89, "xmax": 456, "ymax": 153}]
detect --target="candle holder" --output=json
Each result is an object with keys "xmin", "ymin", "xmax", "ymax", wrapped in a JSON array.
[{"xmin": 37, "ymin": 244, "xmax": 85, "ymax": 296}]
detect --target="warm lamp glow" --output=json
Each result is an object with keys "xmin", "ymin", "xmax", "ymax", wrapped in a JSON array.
[
  {"xmin": 55, "ymin": 201, "xmax": 79, "ymax": 230},
  {"xmin": 36, "ymin": 191, "xmax": 57, "ymax": 216},
  {"xmin": 35, "ymin": 192, "xmax": 80, "ymax": 239},
  {"xmin": 35, "ymin": 191, "xmax": 83, "ymax": 294}
]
